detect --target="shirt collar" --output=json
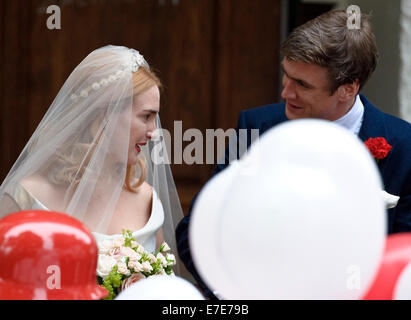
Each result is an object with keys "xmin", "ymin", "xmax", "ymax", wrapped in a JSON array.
[{"xmin": 333, "ymin": 94, "xmax": 364, "ymax": 135}]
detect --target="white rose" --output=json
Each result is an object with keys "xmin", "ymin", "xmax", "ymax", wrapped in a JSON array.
[
  {"xmin": 166, "ymin": 253, "xmax": 176, "ymax": 266},
  {"xmin": 113, "ymin": 237, "xmax": 125, "ymax": 248},
  {"xmin": 156, "ymin": 252, "xmax": 167, "ymax": 267},
  {"xmin": 147, "ymin": 253, "xmax": 157, "ymax": 264},
  {"xmin": 130, "ymin": 240, "xmax": 139, "ymax": 249},
  {"xmin": 108, "ymin": 247, "xmax": 120, "ymax": 257},
  {"xmin": 136, "ymin": 245, "xmax": 145, "ymax": 254},
  {"xmin": 111, "ymin": 254, "xmax": 125, "ymax": 264},
  {"xmin": 160, "ymin": 242, "xmax": 171, "ymax": 252},
  {"xmin": 156, "ymin": 269, "xmax": 167, "ymax": 275},
  {"xmin": 141, "ymin": 261, "xmax": 153, "ymax": 273},
  {"xmin": 128, "ymin": 260, "xmax": 143, "ymax": 273},
  {"xmin": 117, "ymin": 262, "xmax": 130, "ymax": 276},
  {"xmin": 120, "ymin": 273, "xmax": 146, "ymax": 292},
  {"xmin": 120, "ymin": 246, "xmax": 141, "ymax": 261},
  {"xmin": 96, "ymin": 254, "xmax": 117, "ymax": 279},
  {"xmin": 97, "ymin": 239, "xmax": 114, "ymax": 255}
]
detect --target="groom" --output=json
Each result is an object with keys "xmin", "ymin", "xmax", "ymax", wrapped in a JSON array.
[{"xmin": 176, "ymin": 9, "xmax": 411, "ymax": 298}]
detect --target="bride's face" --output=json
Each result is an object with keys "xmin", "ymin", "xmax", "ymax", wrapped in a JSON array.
[{"xmin": 127, "ymin": 85, "xmax": 160, "ymax": 165}]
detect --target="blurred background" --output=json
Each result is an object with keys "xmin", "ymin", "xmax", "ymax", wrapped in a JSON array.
[{"xmin": 0, "ymin": 0, "xmax": 409, "ymax": 213}]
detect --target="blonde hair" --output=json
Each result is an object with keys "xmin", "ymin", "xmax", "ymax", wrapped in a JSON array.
[{"xmin": 125, "ymin": 67, "xmax": 162, "ymax": 192}]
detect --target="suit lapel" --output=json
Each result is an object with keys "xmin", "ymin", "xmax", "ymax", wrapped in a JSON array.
[
  {"xmin": 358, "ymin": 95, "xmax": 388, "ymax": 141},
  {"xmin": 259, "ymin": 103, "xmax": 288, "ymax": 136},
  {"xmin": 358, "ymin": 94, "xmax": 390, "ymax": 177}
]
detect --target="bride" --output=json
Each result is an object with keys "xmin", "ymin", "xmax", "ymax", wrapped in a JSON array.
[{"xmin": 0, "ymin": 45, "xmax": 184, "ymax": 274}]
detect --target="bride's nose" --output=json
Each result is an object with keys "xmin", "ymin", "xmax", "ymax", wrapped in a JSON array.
[
  {"xmin": 147, "ymin": 129, "xmax": 160, "ymax": 140},
  {"xmin": 147, "ymin": 122, "xmax": 157, "ymax": 140}
]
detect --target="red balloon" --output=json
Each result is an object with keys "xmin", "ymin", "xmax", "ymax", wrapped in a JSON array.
[
  {"xmin": 0, "ymin": 210, "xmax": 108, "ymax": 300},
  {"xmin": 363, "ymin": 233, "xmax": 411, "ymax": 300}
]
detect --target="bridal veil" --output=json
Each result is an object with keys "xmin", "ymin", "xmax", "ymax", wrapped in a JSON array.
[{"xmin": 0, "ymin": 45, "xmax": 185, "ymax": 276}]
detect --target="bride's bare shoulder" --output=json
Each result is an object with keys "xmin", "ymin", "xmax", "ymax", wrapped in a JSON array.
[
  {"xmin": 20, "ymin": 175, "xmax": 58, "ymax": 199},
  {"xmin": 122, "ymin": 181, "xmax": 153, "ymax": 206},
  {"xmin": 138, "ymin": 181, "xmax": 153, "ymax": 200},
  {"xmin": 124, "ymin": 181, "xmax": 153, "ymax": 210}
]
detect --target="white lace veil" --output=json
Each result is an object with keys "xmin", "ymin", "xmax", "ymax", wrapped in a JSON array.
[{"xmin": 0, "ymin": 45, "xmax": 185, "ymax": 277}]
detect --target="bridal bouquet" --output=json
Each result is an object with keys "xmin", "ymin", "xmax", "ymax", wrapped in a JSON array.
[{"xmin": 96, "ymin": 230, "xmax": 176, "ymax": 300}]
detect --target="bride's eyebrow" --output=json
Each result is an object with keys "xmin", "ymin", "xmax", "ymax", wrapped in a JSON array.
[{"xmin": 143, "ymin": 109, "xmax": 158, "ymax": 114}]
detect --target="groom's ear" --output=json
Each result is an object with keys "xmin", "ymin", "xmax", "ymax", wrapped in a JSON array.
[{"xmin": 337, "ymin": 79, "xmax": 359, "ymax": 102}]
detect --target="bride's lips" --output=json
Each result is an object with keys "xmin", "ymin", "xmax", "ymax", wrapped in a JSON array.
[{"xmin": 135, "ymin": 142, "xmax": 147, "ymax": 153}]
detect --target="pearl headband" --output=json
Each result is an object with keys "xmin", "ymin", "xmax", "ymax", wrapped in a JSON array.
[{"xmin": 70, "ymin": 50, "xmax": 146, "ymax": 102}]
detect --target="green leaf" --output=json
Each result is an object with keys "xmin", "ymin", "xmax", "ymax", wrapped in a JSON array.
[
  {"xmin": 122, "ymin": 229, "xmax": 133, "ymax": 247},
  {"xmin": 99, "ymin": 265, "xmax": 125, "ymax": 300}
]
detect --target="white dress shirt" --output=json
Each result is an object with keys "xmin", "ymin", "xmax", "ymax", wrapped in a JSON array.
[{"xmin": 333, "ymin": 94, "xmax": 364, "ymax": 136}]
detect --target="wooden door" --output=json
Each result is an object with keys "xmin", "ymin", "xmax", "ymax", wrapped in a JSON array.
[{"xmin": 0, "ymin": 0, "xmax": 282, "ymax": 214}]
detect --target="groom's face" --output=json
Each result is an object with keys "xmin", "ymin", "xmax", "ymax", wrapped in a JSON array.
[{"xmin": 281, "ymin": 58, "xmax": 344, "ymax": 121}]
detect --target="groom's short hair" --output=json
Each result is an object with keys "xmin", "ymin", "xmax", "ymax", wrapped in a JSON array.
[{"xmin": 281, "ymin": 9, "xmax": 378, "ymax": 94}]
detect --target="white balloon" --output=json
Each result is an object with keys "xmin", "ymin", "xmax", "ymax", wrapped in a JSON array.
[
  {"xmin": 189, "ymin": 160, "xmax": 242, "ymax": 298},
  {"xmin": 190, "ymin": 119, "xmax": 386, "ymax": 299},
  {"xmin": 115, "ymin": 275, "xmax": 205, "ymax": 300},
  {"xmin": 393, "ymin": 261, "xmax": 411, "ymax": 300}
]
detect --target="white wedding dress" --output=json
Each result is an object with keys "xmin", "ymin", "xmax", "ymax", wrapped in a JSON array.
[{"xmin": 9, "ymin": 183, "xmax": 164, "ymax": 252}]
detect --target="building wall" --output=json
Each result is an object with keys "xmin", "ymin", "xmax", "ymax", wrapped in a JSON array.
[{"xmin": 399, "ymin": 0, "xmax": 411, "ymax": 122}]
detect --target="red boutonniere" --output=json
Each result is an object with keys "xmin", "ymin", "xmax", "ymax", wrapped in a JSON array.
[{"xmin": 364, "ymin": 137, "xmax": 392, "ymax": 162}]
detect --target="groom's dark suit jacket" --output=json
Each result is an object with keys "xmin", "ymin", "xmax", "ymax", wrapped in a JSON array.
[{"xmin": 176, "ymin": 94, "xmax": 411, "ymax": 299}]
